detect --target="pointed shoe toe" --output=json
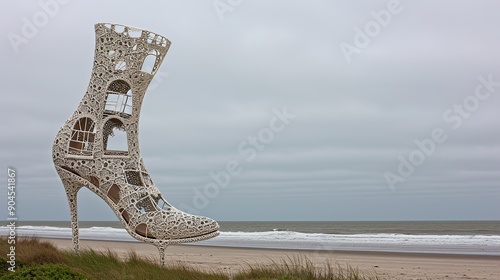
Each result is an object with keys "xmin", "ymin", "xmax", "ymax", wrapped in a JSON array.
[{"xmin": 153, "ymin": 209, "xmax": 220, "ymax": 241}]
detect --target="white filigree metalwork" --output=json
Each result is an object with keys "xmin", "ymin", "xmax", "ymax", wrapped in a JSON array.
[{"xmin": 52, "ymin": 23, "xmax": 220, "ymax": 265}]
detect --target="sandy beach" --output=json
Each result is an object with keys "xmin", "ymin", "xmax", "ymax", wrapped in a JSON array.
[{"xmin": 42, "ymin": 238, "xmax": 500, "ymax": 279}]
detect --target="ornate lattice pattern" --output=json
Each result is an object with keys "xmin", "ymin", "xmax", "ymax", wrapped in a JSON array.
[{"xmin": 52, "ymin": 23, "xmax": 220, "ymax": 265}]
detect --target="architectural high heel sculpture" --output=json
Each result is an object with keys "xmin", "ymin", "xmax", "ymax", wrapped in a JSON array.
[{"xmin": 52, "ymin": 23, "xmax": 220, "ymax": 265}]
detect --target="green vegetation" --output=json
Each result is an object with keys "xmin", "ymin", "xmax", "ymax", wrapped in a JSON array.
[
  {"xmin": 0, "ymin": 238, "xmax": 379, "ymax": 279},
  {"xmin": 233, "ymin": 256, "xmax": 377, "ymax": 280}
]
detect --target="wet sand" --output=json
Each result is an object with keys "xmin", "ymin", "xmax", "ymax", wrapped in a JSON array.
[{"xmin": 43, "ymin": 238, "xmax": 500, "ymax": 279}]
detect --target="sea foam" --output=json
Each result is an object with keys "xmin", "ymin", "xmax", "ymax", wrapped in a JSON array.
[{"xmin": 1, "ymin": 226, "xmax": 499, "ymax": 255}]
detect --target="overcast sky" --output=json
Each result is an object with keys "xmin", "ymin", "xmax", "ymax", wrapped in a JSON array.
[{"xmin": 1, "ymin": 1, "xmax": 499, "ymax": 222}]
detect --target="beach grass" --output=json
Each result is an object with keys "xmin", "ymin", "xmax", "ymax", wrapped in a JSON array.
[
  {"xmin": 233, "ymin": 255, "xmax": 378, "ymax": 280},
  {"xmin": 1, "ymin": 237, "xmax": 378, "ymax": 279}
]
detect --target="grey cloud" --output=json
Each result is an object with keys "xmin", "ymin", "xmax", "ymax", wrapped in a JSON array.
[{"xmin": 1, "ymin": 0, "xmax": 499, "ymax": 221}]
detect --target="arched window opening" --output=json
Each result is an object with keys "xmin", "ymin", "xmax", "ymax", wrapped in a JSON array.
[
  {"xmin": 103, "ymin": 118, "xmax": 128, "ymax": 156},
  {"xmin": 69, "ymin": 117, "xmax": 95, "ymax": 155},
  {"xmin": 141, "ymin": 50, "xmax": 158, "ymax": 74},
  {"xmin": 104, "ymin": 80, "xmax": 133, "ymax": 117}
]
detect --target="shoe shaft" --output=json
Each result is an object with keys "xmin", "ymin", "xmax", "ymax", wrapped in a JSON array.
[{"xmin": 53, "ymin": 23, "xmax": 170, "ymax": 164}]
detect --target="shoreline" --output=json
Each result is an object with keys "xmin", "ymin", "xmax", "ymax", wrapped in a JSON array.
[
  {"xmin": 40, "ymin": 237, "xmax": 500, "ymax": 279},
  {"xmin": 37, "ymin": 236, "xmax": 500, "ymax": 260}
]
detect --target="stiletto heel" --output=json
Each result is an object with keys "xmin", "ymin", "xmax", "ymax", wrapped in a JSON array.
[
  {"xmin": 57, "ymin": 170, "xmax": 83, "ymax": 252},
  {"xmin": 66, "ymin": 189, "xmax": 80, "ymax": 252},
  {"xmin": 64, "ymin": 183, "xmax": 81, "ymax": 252},
  {"xmin": 156, "ymin": 243, "xmax": 168, "ymax": 266},
  {"xmin": 52, "ymin": 23, "xmax": 219, "ymax": 264}
]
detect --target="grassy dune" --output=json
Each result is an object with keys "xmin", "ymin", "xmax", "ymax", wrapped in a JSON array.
[{"xmin": 0, "ymin": 237, "xmax": 379, "ymax": 280}]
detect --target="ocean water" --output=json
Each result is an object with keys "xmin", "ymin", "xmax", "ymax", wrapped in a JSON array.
[{"xmin": 1, "ymin": 220, "xmax": 499, "ymax": 255}]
